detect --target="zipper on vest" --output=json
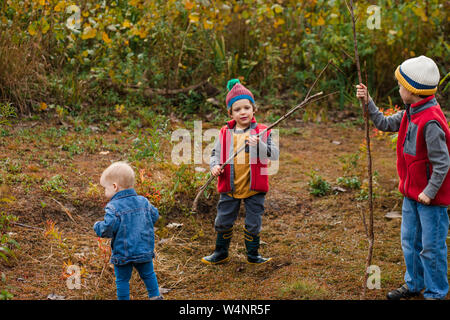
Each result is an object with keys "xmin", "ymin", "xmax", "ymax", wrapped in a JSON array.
[{"xmin": 426, "ymin": 163, "xmax": 430, "ymax": 181}]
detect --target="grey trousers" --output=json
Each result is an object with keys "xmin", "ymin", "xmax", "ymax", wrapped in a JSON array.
[{"xmin": 214, "ymin": 192, "xmax": 266, "ymax": 235}]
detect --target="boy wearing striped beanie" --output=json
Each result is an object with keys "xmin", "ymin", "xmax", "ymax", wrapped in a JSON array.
[
  {"xmin": 201, "ymin": 79, "xmax": 279, "ymax": 265},
  {"xmin": 356, "ymin": 55, "xmax": 450, "ymax": 300}
]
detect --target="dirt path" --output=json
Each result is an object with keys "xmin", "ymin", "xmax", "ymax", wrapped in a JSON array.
[{"xmin": 1, "ymin": 117, "xmax": 444, "ymax": 300}]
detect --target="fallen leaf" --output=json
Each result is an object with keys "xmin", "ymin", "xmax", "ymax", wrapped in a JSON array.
[
  {"xmin": 167, "ymin": 223, "xmax": 183, "ymax": 229},
  {"xmin": 47, "ymin": 293, "xmax": 65, "ymax": 300},
  {"xmin": 385, "ymin": 211, "xmax": 402, "ymax": 219},
  {"xmin": 159, "ymin": 287, "xmax": 171, "ymax": 294}
]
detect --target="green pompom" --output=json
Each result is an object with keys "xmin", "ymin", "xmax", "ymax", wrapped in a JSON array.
[{"xmin": 227, "ymin": 79, "xmax": 240, "ymax": 91}]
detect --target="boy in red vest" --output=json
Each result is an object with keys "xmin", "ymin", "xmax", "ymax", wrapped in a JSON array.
[
  {"xmin": 201, "ymin": 79, "xmax": 279, "ymax": 265},
  {"xmin": 356, "ymin": 56, "xmax": 450, "ymax": 300}
]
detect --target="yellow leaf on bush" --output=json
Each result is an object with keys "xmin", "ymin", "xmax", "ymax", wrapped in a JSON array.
[
  {"xmin": 272, "ymin": 4, "xmax": 283, "ymax": 14},
  {"xmin": 54, "ymin": 1, "xmax": 65, "ymax": 12},
  {"xmin": 316, "ymin": 16, "xmax": 325, "ymax": 26},
  {"xmin": 41, "ymin": 18, "xmax": 50, "ymax": 34},
  {"xmin": 39, "ymin": 0, "xmax": 46, "ymax": 6},
  {"xmin": 115, "ymin": 104, "xmax": 125, "ymax": 114},
  {"xmin": 412, "ymin": 7, "xmax": 427, "ymax": 22},
  {"xmin": 102, "ymin": 31, "xmax": 112, "ymax": 44},
  {"xmin": 274, "ymin": 18, "xmax": 285, "ymax": 28},
  {"xmin": 203, "ymin": 20, "xmax": 213, "ymax": 30},
  {"xmin": 122, "ymin": 19, "xmax": 131, "ymax": 28},
  {"xmin": 184, "ymin": 0, "xmax": 195, "ymax": 10},
  {"xmin": 40, "ymin": 102, "xmax": 48, "ymax": 111},
  {"xmin": 28, "ymin": 23, "xmax": 37, "ymax": 36},
  {"xmin": 138, "ymin": 29, "xmax": 147, "ymax": 39},
  {"xmin": 189, "ymin": 12, "xmax": 199, "ymax": 23},
  {"xmin": 81, "ymin": 26, "xmax": 97, "ymax": 40}
]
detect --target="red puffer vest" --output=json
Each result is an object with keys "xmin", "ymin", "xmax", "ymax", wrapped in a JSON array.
[
  {"xmin": 397, "ymin": 96, "xmax": 450, "ymax": 205},
  {"xmin": 217, "ymin": 117, "xmax": 270, "ymax": 194}
]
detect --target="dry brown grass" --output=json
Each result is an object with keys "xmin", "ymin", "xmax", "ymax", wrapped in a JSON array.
[
  {"xmin": 0, "ymin": 116, "xmax": 448, "ymax": 300},
  {"xmin": 0, "ymin": 24, "xmax": 49, "ymax": 114}
]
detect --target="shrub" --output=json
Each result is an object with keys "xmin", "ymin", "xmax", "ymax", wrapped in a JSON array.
[
  {"xmin": 336, "ymin": 176, "xmax": 361, "ymax": 190},
  {"xmin": 308, "ymin": 171, "xmax": 331, "ymax": 197},
  {"xmin": 1, "ymin": 1, "xmax": 446, "ymax": 115}
]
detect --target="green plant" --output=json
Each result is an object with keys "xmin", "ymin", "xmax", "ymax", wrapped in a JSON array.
[
  {"xmin": 0, "ymin": 128, "xmax": 11, "ymax": 137},
  {"xmin": 336, "ymin": 176, "xmax": 361, "ymax": 190},
  {"xmin": 0, "ymin": 288, "xmax": 13, "ymax": 300},
  {"xmin": 62, "ymin": 141, "xmax": 84, "ymax": 157},
  {"xmin": 338, "ymin": 152, "xmax": 363, "ymax": 178},
  {"xmin": 0, "ymin": 159, "xmax": 22, "ymax": 174},
  {"xmin": 0, "ymin": 102, "xmax": 16, "ymax": 126},
  {"xmin": 0, "ymin": 198, "xmax": 19, "ymax": 263},
  {"xmin": 129, "ymin": 124, "xmax": 167, "ymax": 161},
  {"xmin": 0, "ymin": 272, "xmax": 13, "ymax": 300},
  {"xmin": 307, "ymin": 171, "xmax": 331, "ymax": 197},
  {"xmin": 41, "ymin": 175, "xmax": 67, "ymax": 194}
]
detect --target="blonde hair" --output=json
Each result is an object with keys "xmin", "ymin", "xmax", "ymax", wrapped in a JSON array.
[{"xmin": 100, "ymin": 161, "xmax": 135, "ymax": 189}]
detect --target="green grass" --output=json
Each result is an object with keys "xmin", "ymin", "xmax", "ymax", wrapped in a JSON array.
[{"xmin": 277, "ymin": 279, "xmax": 329, "ymax": 299}]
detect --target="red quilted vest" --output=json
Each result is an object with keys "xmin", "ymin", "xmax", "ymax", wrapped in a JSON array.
[
  {"xmin": 217, "ymin": 117, "xmax": 270, "ymax": 194},
  {"xmin": 397, "ymin": 96, "xmax": 450, "ymax": 205}
]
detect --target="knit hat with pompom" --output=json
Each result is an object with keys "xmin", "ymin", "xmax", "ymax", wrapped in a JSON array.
[
  {"xmin": 225, "ymin": 79, "xmax": 255, "ymax": 109},
  {"xmin": 395, "ymin": 55, "xmax": 440, "ymax": 96}
]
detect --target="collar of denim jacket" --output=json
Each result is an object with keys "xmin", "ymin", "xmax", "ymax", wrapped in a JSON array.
[{"xmin": 110, "ymin": 188, "xmax": 137, "ymax": 201}]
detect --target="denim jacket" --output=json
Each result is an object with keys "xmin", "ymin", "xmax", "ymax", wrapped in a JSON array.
[{"xmin": 93, "ymin": 189, "xmax": 159, "ymax": 265}]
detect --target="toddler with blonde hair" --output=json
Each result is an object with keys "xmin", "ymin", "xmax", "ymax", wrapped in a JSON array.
[{"xmin": 94, "ymin": 161, "xmax": 162, "ymax": 300}]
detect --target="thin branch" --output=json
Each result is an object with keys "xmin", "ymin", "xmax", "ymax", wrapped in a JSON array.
[
  {"xmin": 347, "ymin": 0, "xmax": 375, "ymax": 300},
  {"xmin": 305, "ymin": 60, "xmax": 331, "ymax": 100},
  {"xmin": 11, "ymin": 222, "xmax": 44, "ymax": 231},
  {"xmin": 174, "ymin": 21, "xmax": 192, "ymax": 88},
  {"xmin": 51, "ymin": 198, "xmax": 76, "ymax": 223}
]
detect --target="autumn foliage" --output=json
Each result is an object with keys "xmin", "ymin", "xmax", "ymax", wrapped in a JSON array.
[{"xmin": 0, "ymin": 0, "xmax": 447, "ymax": 114}]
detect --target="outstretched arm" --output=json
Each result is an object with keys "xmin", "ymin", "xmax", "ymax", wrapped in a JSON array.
[{"xmin": 356, "ymin": 83, "xmax": 403, "ymax": 132}]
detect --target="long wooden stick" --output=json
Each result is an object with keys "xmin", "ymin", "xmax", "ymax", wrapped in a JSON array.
[{"xmin": 346, "ymin": 0, "xmax": 375, "ymax": 299}]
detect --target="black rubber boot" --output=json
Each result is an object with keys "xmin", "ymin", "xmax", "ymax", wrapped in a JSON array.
[
  {"xmin": 244, "ymin": 228, "xmax": 272, "ymax": 265},
  {"xmin": 201, "ymin": 228, "xmax": 232, "ymax": 265},
  {"xmin": 386, "ymin": 284, "xmax": 421, "ymax": 300}
]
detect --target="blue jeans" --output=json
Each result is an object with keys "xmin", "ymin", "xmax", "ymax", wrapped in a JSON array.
[
  {"xmin": 401, "ymin": 197, "xmax": 449, "ymax": 299},
  {"xmin": 114, "ymin": 261, "xmax": 160, "ymax": 300}
]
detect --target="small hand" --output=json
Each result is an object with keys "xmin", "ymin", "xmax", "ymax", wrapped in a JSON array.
[
  {"xmin": 211, "ymin": 165, "xmax": 224, "ymax": 177},
  {"xmin": 247, "ymin": 136, "xmax": 259, "ymax": 147},
  {"xmin": 355, "ymin": 83, "xmax": 372, "ymax": 105},
  {"xmin": 418, "ymin": 192, "xmax": 431, "ymax": 205}
]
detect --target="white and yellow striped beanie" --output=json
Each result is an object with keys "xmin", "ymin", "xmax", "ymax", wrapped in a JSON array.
[{"xmin": 395, "ymin": 55, "xmax": 440, "ymax": 96}]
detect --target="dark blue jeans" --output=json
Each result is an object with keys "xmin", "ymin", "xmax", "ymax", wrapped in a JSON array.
[{"xmin": 114, "ymin": 261, "xmax": 160, "ymax": 300}]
